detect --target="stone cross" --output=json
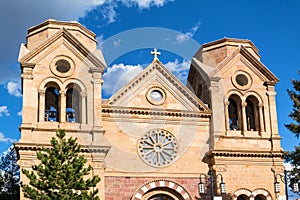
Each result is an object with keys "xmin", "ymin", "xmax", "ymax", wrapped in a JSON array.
[{"xmin": 151, "ymin": 48, "xmax": 161, "ymax": 61}]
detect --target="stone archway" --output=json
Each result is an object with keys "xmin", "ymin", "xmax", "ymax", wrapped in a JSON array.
[
  {"xmin": 132, "ymin": 180, "xmax": 192, "ymax": 200},
  {"xmin": 142, "ymin": 188, "xmax": 183, "ymax": 200}
]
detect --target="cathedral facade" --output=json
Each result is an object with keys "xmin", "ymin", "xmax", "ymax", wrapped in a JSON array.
[{"xmin": 15, "ymin": 20, "xmax": 284, "ymax": 200}]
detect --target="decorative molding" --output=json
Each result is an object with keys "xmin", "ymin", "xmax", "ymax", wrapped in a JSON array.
[
  {"xmin": 208, "ymin": 150, "xmax": 284, "ymax": 159},
  {"xmin": 212, "ymin": 164, "xmax": 228, "ymax": 172},
  {"xmin": 15, "ymin": 142, "xmax": 110, "ymax": 154},
  {"xmin": 102, "ymin": 107, "xmax": 211, "ymax": 119},
  {"xmin": 21, "ymin": 66, "xmax": 34, "ymax": 80}
]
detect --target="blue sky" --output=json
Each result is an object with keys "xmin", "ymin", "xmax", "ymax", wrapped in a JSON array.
[{"xmin": 0, "ymin": 0, "xmax": 299, "ymax": 158}]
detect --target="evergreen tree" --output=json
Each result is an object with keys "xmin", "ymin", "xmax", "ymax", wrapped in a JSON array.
[
  {"xmin": 0, "ymin": 147, "xmax": 20, "ymax": 200},
  {"xmin": 285, "ymin": 78, "xmax": 300, "ymax": 138},
  {"xmin": 22, "ymin": 129, "xmax": 100, "ymax": 200},
  {"xmin": 285, "ymin": 75, "xmax": 300, "ymax": 192},
  {"xmin": 0, "ymin": 170, "xmax": 4, "ymax": 193}
]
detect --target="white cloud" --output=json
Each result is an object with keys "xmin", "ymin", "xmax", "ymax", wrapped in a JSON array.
[
  {"xmin": 0, "ymin": 0, "xmax": 173, "ymax": 84},
  {"xmin": 96, "ymin": 0, "xmax": 173, "ymax": 25},
  {"xmin": 102, "ymin": 59, "xmax": 190, "ymax": 97},
  {"xmin": 176, "ymin": 22, "xmax": 201, "ymax": 43},
  {"xmin": 6, "ymin": 81, "xmax": 22, "ymax": 97},
  {"xmin": 164, "ymin": 59, "xmax": 190, "ymax": 83},
  {"xmin": 17, "ymin": 110, "xmax": 22, "ymax": 116},
  {"xmin": 102, "ymin": 63, "xmax": 143, "ymax": 97},
  {"xmin": 284, "ymin": 162, "xmax": 293, "ymax": 171},
  {"xmin": 0, "ymin": 106, "xmax": 10, "ymax": 117},
  {"xmin": 121, "ymin": 0, "xmax": 173, "ymax": 9},
  {"xmin": 0, "ymin": 132, "xmax": 16, "ymax": 143}
]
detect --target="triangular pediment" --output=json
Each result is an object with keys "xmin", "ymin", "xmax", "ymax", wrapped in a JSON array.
[
  {"xmin": 210, "ymin": 45, "xmax": 279, "ymax": 83},
  {"xmin": 103, "ymin": 60, "xmax": 211, "ymax": 115},
  {"xmin": 18, "ymin": 28, "xmax": 106, "ymax": 72}
]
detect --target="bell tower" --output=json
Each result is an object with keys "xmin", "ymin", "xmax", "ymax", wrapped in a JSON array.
[
  {"xmin": 187, "ymin": 38, "xmax": 284, "ymax": 199},
  {"xmin": 15, "ymin": 19, "xmax": 110, "ymax": 199}
]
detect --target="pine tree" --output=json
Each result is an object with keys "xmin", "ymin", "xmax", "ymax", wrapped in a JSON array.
[
  {"xmin": 0, "ymin": 170, "xmax": 4, "ymax": 194},
  {"xmin": 285, "ymin": 78, "xmax": 300, "ymax": 138},
  {"xmin": 22, "ymin": 129, "xmax": 100, "ymax": 200},
  {"xmin": 285, "ymin": 75, "xmax": 300, "ymax": 192},
  {"xmin": 0, "ymin": 147, "xmax": 20, "ymax": 200}
]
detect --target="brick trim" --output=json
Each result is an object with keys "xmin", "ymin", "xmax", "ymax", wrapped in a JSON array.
[{"xmin": 131, "ymin": 179, "xmax": 192, "ymax": 200}]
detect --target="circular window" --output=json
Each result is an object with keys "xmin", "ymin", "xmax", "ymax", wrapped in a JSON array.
[
  {"xmin": 150, "ymin": 90, "xmax": 163, "ymax": 102},
  {"xmin": 138, "ymin": 129, "xmax": 178, "ymax": 167},
  {"xmin": 236, "ymin": 74, "xmax": 248, "ymax": 86},
  {"xmin": 55, "ymin": 59, "xmax": 71, "ymax": 73},
  {"xmin": 50, "ymin": 56, "xmax": 75, "ymax": 77},
  {"xmin": 146, "ymin": 87, "xmax": 166, "ymax": 105},
  {"xmin": 232, "ymin": 71, "xmax": 252, "ymax": 90}
]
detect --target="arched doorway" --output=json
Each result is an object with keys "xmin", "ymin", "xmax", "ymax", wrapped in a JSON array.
[
  {"xmin": 147, "ymin": 194, "xmax": 175, "ymax": 200},
  {"xmin": 141, "ymin": 188, "xmax": 184, "ymax": 200},
  {"xmin": 132, "ymin": 180, "xmax": 191, "ymax": 200}
]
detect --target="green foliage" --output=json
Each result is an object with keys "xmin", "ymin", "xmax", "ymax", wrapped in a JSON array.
[
  {"xmin": 22, "ymin": 129, "xmax": 100, "ymax": 200},
  {"xmin": 285, "ymin": 74, "xmax": 300, "ymax": 192},
  {"xmin": 285, "ymin": 78, "xmax": 300, "ymax": 138},
  {"xmin": 0, "ymin": 147, "xmax": 20, "ymax": 200}
]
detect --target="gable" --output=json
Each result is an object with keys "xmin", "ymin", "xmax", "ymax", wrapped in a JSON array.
[
  {"xmin": 18, "ymin": 28, "xmax": 106, "ymax": 73},
  {"xmin": 210, "ymin": 46, "xmax": 279, "ymax": 83},
  {"xmin": 103, "ymin": 60, "xmax": 211, "ymax": 116}
]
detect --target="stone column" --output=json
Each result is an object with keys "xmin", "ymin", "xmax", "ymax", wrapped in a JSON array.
[
  {"xmin": 241, "ymin": 101, "xmax": 247, "ymax": 133},
  {"xmin": 209, "ymin": 77, "xmax": 225, "ymax": 148},
  {"xmin": 81, "ymin": 92, "xmax": 87, "ymax": 124},
  {"xmin": 266, "ymin": 83, "xmax": 279, "ymax": 136},
  {"xmin": 60, "ymin": 91, "xmax": 66, "ymax": 122},
  {"xmin": 20, "ymin": 63, "xmax": 35, "ymax": 124},
  {"xmin": 92, "ymin": 70, "xmax": 103, "ymax": 128},
  {"xmin": 38, "ymin": 90, "xmax": 45, "ymax": 122},
  {"xmin": 224, "ymin": 101, "xmax": 230, "ymax": 131}
]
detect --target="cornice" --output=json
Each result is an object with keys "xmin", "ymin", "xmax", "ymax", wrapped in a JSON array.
[
  {"xmin": 102, "ymin": 106, "xmax": 211, "ymax": 119},
  {"xmin": 14, "ymin": 142, "xmax": 111, "ymax": 154},
  {"xmin": 27, "ymin": 19, "xmax": 96, "ymax": 41},
  {"xmin": 207, "ymin": 149, "xmax": 284, "ymax": 159}
]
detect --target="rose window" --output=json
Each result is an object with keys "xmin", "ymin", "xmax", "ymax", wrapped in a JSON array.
[{"xmin": 138, "ymin": 129, "xmax": 178, "ymax": 167}]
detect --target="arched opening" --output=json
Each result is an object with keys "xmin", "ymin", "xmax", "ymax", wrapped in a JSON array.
[
  {"xmin": 254, "ymin": 194, "xmax": 266, "ymax": 200},
  {"xmin": 246, "ymin": 95, "xmax": 259, "ymax": 131},
  {"xmin": 148, "ymin": 194, "xmax": 175, "ymax": 200},
  {"xmin": 141, "ymin": 188, "xmax": 184, "ymax": 200},
  {"xmin": 237, "ymin": 194, "xmax": 249, "ymax": 200},
  {"xmin": 228, "ymin": 94, "xmax": 242, "ymax": 130},
  {"xmin": 45, "ymin": 83, "xmax": 60, "ymax": 122},
  {"xmin": 66, "ymin": 84, "xmax": 81, "ymax": 123},
  {"xmin": 196, "ymin": 83, "xmax": 202, "ymax": 99}
]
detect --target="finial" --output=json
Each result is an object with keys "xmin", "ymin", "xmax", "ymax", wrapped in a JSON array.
[{"xmin": 151, "ymin": 48, "xmax": 161, "ymax": 61}]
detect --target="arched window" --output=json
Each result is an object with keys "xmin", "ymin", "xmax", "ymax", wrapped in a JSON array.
[
  {"xmin": 246, "ymin": 96, "xmax": 259, "ymax": 131},
  {"xmin": 196, "ymin": 83, "xmax": 202, "ymax": 99},
  {"xmin": 228, "ymin": 94, "xmax": 242, "ymax": 130},
  {"xmin": 66, "ymin": 84, "xmax": 81, "ymax": 123},
  {"xmin": 254, "ymin": 195, "xmax": 266, "ymax": 200},
  {"xmin": 237, "ymin": 194, "xmax": 249, "ymax": 200},
  {"xmin": 45, "ymin": 84, "xmax": 60, "ymax": 122}
]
